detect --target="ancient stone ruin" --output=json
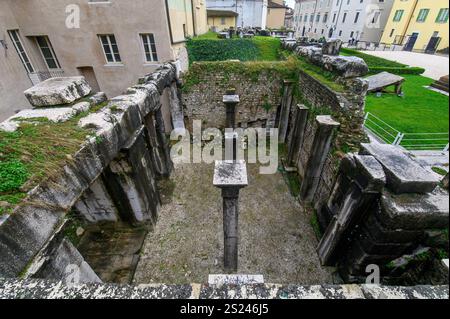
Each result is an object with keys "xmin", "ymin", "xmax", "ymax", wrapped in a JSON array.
[{"xmin": 0, "ymin": 42, "xmax": 448, "ymax": 299}]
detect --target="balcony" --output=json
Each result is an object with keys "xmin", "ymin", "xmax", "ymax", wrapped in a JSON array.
[{"xmin": 28, "ymin": 69, "xmax": 65, "ymax": 86}]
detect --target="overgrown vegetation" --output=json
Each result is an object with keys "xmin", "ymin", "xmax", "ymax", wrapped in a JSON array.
[
  {"xmin": 0, "ymin": 102, "xmax": 107, "ymax": 216},
  {"xmin": 340, "ymin": 48, "xmax": 425, "ymax": 75},
  {"xmin": 187, "ymin": 34, "xmax": 281, "ymax": 63}
]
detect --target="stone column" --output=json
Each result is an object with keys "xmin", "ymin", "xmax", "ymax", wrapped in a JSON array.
[
  {"xmin": 317, "ymin": 155, "xmax": 385, "ymax": 266},
  {"xmin": 223, "ymin": 94, "xmax": 240, "ymax": 129},
  {"xmin": 299, "ymin": 115, "xmax": 340, "ymax": 202},
  {"xmin": 225, "ymin": 131, "xmax": 238, "ymax": 161},
  {"xmin": 155, "ymin": 107, "xmax": 174, "ymax": 176},
  {"xmin": 213, "ymin": 160, "xmax": 248, "ymax": 273},
  {"xmin": 168, "ymin": 82, "xmax": 185, "ymax": 130},
  {"xmin": 104, "ymin": 126, "xmax": 161, "ymax": 224},
  {"xmin": 278, "ymin": 80, "xmax": 295, "ymax": 143},
  {"xmin": 287, "ymin": 104, "xmax": 309, "ymax": 166},
  {"xmin": 74, "ymin": 178, "xmax": 120, "ymax": 223}
]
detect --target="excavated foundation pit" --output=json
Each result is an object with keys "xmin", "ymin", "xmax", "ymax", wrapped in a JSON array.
[{"xmin": 71, "ymin": 157, "xmax": 334, "ymax": 285}]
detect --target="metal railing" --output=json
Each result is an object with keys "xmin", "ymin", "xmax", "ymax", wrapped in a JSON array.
[
  {"xmin": 364, "ymin": 112, "xmax": 449, "ymax": 151},
  {"xmin": 28, "ymin": 69, "xmax": 65, "ymax": 85}
]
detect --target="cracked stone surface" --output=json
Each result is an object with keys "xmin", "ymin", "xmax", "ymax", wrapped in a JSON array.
[{"xmin": 133, "ymin": 161, "xmax": 333, "ymax": 285}]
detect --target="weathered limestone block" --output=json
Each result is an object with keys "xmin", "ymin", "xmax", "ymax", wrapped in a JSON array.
[
  {"xmin": 30, "ymin": 238, "xmax": 102, "ymax": 284},
  {"xmin": 360, "ymin": 143, "xmax": 440, "ymax": 194},
  {"xmin": 24, "ymin": 76, "xmax": 91, "ymax": 107},
  {"xmin": 141, "ymin": 63, "xmax": 176, "ymax": 94},
  {"xmin": 300, "ymin": 115, "xmax": 340, "ymax": 202},
  {"xmin": 0, "ymin": 102, "xmax": 91, "ymax": 132},
  {"xmin": 278, "ymin": 80, "xmax": 294, "ymax": 143},
  {"xmin": 379, "ymin": 187, "xmax": 449, "ymax": 230},
  {"xmin": 87, "ymin": 92, "xmax": 107, "ymax": 106},
  {"xmin": 74, "ymin": 178, "xmax": 120, "ymax": 223},
  {"xmin": 322, "ymin": 55, "xmax": 368, "ymax": 78},
  {"xmin": 322, "ymin": 39, "xmax": 343, "ymax": 56},
  {"xmin": 168, "ymin": 82, "xmax": 185, "ymax": 130},
  {"xmin": 287, "ymin": 105, "xmax": 309, "ymax": 165},
  {"xmin": 106, "ymin": 126, "xmax": 160, "ymax": 224},
  {"xmin": 317, "ymin": 155, "xmax": 386, "ymax": 266}
]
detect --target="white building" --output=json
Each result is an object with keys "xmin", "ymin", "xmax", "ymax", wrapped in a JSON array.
[
  {"xmin": 293, "ymin": 0, "xmax": 394, "ymax": 44},
  {"xmin": 206, "ymin": 0, "xmax": 268, "ymax": 28}
]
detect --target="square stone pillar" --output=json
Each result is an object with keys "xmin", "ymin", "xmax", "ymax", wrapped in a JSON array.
[
  {"xmin": 317, "ymin": 155, "xmax": 386, "ymax": 266},
  {"xmin": 300, "ymin": 115, "xmax": 340, "ymax": 202},
  {"xmin": 74, "ymin": 178, "xmax": 120, "ymax": 223},
  {"xmin": 225, "ymin": 131, "xmax": 238, "ymax": 161},
  {"xmin": 105, "ymin": 126, "xmax": 161, "ymax": 224},
  {"xmin": 287, "ymin": 104, "xmax": 309, "ymax": 166},
  {"xmin": 278, "ymin": 80, "xmax": 295, "ymax": 143},
  {"xmin": 213, "ymin": 160, "xmax": 248, "ymax": 273},
  {"xmin": 223, "ymin": 94, "xmax": 240, "ymax": 129}
]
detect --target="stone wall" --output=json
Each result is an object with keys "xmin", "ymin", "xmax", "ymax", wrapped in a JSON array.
[
  {"xmin": 0, "ymin": 63, "xmax": 180, "ymax": 280},
  {"xmin": 182, "ymin": 62, "xmax": 286, "ymax": 130}
]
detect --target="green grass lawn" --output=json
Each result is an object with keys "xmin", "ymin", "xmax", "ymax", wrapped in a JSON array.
[
  {"xmin": 365, "ymin": 74, "xmax": 449, "ymax": 147},
  {"xmin": 340, "ymin": 48, "xmax": 406, "ymax": 68}
]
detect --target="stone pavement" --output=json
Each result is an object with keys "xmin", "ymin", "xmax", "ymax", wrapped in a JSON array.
[{"xmin": 363, "ymin": 51, "xmax": 449, "ymax": 80}]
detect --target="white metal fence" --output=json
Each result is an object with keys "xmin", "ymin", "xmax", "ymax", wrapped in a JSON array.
[{"xmin": 364, "ymin": 112, "xmax": 449, "ymax": 151}]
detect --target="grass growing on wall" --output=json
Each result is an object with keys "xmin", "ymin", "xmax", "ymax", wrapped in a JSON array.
[
  {"xmin": 187, "ymin": 35, "xmax": 281, "ymax": 63},
  {"xmin": 0, "ymin": 103, "xmax": 107, "ymax": 216},
  {"xmin": 182, "ymin": 55, "xmax": 345, "ymax": 94}
]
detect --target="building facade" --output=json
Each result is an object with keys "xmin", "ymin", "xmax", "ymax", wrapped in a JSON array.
[
  {"xmin": 293, "ymin": 0, "xmax": 394, "ymax": 44},
  {"xmin": 0, "ymin": 0, "xmax": 207, "ymax": 121},
  {"xmin": 380, "ymin": 0, "xmax": 449, "ymax": 53},
  {"xmin": 206, "ymin": 0, "xmax": 268, "ymax": 29},
  {"xmin": 266, "ymin": 0, "xmax": 289, "ymax": 29}
]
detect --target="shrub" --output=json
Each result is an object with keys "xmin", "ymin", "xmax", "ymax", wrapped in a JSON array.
[
  {"xmin": 187, "ymin": 39, "xmax": 260, "ymax": 63},
  {"xmin": 368, "ymin": 66, "xmax": 425, "ymax": 75},
  {"xmin": 340, "ymin": 48, "xmax": 407, "ymax": 68},
  {"xmin": 0, "ymin": 159, "xmax": 29, "ymax": 193}
]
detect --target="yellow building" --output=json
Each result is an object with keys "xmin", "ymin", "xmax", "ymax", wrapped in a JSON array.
[
  {"xmin": 207, "ymin": 10, "xmax": 238, "ymax": 31},
  {"xmin": 266, "ymin": 0, "xmax": 288, "ymax": 29},
  {"xmin": 381, "ymin": 0, "xmax": 449, "ymax": 53}
]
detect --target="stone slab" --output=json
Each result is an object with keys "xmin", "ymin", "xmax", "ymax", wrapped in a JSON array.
[
  {"xmin": 223, "ymin": 94, "xmax": 240, "ymax": 104},
  {"xmin": 213, "ymin": 160, "xmax": 248, "ymax": 187},
  {"xmin": 366, "ymin": 72, "xmax": 405, "ymax": 92},
  {"xmin": 360, "ymin": 143, "xmax": 440, "ymax": 193},
  {"xmin": 24, "ymin": 76, "xmax": 91, "ymax": 107},
  {"xmin": 380, "ymin": 187, "xmax": 449, "ymax": 230},
  {"xmin": 0, "ymin": 278, "xmax": 446, "ymax": 299},
  {"xmin": 208, "ymin": 274, "xmax": 264, "ymax": 286}
]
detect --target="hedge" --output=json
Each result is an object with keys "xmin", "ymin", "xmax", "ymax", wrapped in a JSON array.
[
  {"xmin": 340, "ymin": 48, "xmax": 407, "ymax": 68},
  {"xmin": 187, "ymin": 39, "xmax": 260, "ymax": 63},
  {"xmin": 368, "ymin": 66, "xmax": 426, "ymax": 75}
]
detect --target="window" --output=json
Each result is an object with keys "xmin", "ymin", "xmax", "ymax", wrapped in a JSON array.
[
  {"xmin": 299, "ymin": 15, "xmax": 303, "ymax": 22},
  {"xmin": 35, "ymin": 36, "xmax": 61, "ymax": 69},
  {"xmin": 221, "ymin": 17, "xmax": 226, "ymax": 25},
  {"xmin": 333, "ymin": 13, "xmax": 337, "ymax": 23},
  {"xmin": 310, "ymin": 14, "xmax": 314, "ymax": 22},
  {"xmin": 372, "ymin": 11, "xmax": 381, "ymax": 23},
  {"xmin": 416, "ymin": 9, "xmax": 429, "ymax": 22},
  {"xmin": 389, "ymin": 28, "xmax": 395, "ymax": 37},
  {"xmin": 393, "ymin": 10, "xmax": 404, "ymax": 22},
  {"xmin": 316, "ymin": 14, "xmax": 321, "ymax": 22},
  {"xmin": 354, "ymin": 12, "xmax": 360, "ymax": 23},
  {"xmin": 342, "ymin": 12, "xmax": 347, "ymax": 23},
  {"xmin": 323, "ymin": 13, "xmax": 328, "ymax": 23},
  {"xmin": 99, "ymin": 34, "xmax": 121, "ymax": 63},
  {"xmin": 8, "ymin": 30, "xmax": 34, "ymax": 73},
  {"xmin": 339, "ymin": 30, "xmax": 343, "ymax": 36},
  {"xmin": 140, "ymin": 33, "xmax": 158, "ymax": 63},
  {"xmin": 436, "ymin": 8, "xmax": 449, "ymax": 23},
  {"xmin": 350, "ymin": 31, "xmax": 354, "ymax": 38}
]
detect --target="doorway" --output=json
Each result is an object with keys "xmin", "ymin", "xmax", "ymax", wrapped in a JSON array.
[
  {"xmin": 404, "ymin": 32, "xmax": 419, "ymax": 51},
  {"xmin": 77, "ymin": 66, "xmax": 101, "ymax": 93},
  {"xmin": 425, "ymin": 32, "xmax": 441, "ymax": 54}
]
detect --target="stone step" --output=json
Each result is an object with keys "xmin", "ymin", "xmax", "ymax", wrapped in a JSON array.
[{"xmin": 430, "ymin": 82, "xmax": 449, "ymax": 92}]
